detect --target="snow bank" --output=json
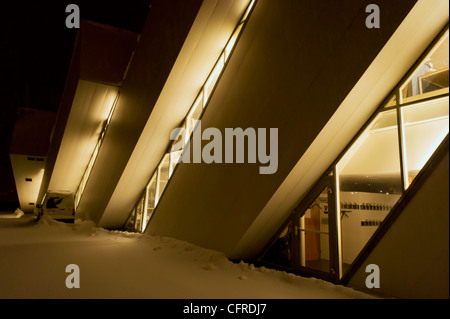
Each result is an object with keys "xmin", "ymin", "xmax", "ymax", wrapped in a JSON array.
[
  {"xmin": 0, "ymin": 208, "xmax": 24, "ymax": 219},
  {"xmin": 0, "ymin": 215, "xmax": 377, "ymax": 299}
]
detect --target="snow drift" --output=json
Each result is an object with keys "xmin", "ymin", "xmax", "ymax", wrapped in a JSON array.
[{"xmin": 0, "ymin": 214, "xmax": 377, "ymax": 299}]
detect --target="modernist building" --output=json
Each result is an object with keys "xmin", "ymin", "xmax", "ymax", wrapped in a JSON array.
[{"xmin": 10, "ymin": 0, "xmax": 448, "ymax": 298}]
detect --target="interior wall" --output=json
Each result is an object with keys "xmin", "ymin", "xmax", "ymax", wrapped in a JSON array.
[
  {"xmin": 340, "ymin": 191, "xmax": 400, "ymax": 265},
  {"xmin": 347, "ymin": 147, "xmax": 449, "ymax": 299}
]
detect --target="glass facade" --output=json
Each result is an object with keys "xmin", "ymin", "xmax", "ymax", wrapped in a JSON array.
[{"xmin": 260, "ymin": 28, "xmax": 449, "ymax": 282}]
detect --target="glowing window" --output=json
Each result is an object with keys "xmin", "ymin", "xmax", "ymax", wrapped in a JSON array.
[
  {"xmin": 225, "ymin": 23, "xmax": 243, "ymax": 61},
  {"xmin": 401, "ymin": 97, "xmax": 449, "ymax": 188},
  {"xmin": 186, "ymin": 92, "xmax": 204, "ymax": 144},
  {"xmin": 156, "ymin": 153, "xmax": 171, "ymax": 204},
  {"xmin": 401, "ymin": 31, "xmax": 449, "ymax": 104},
  {"xmin": 143, "ymin": 173, "xmax": 157, "ymax": 232},
  {"xmin": 204, "ymin": 53, "xmax": 225, "ymax": 106}
]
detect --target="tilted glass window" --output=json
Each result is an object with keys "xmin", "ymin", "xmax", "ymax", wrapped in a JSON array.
[
  {"xmin": 144, "ymin": 173, "xmax": 157, "ymax": 231},
  {"xmin": 204, "ymin": 53, "xmax": 225, "ymax": 106},
  {"xmin": 134, "ymin": 195, "xmax": 145, "ymax": 232},
  {"xmin": 125, "ymin": 207, "xmax": 136, "ymax": 232},
  {"xmin": 186, "ymin": 92, "xmax": 204, "ymax": 144},
  {"xmin": 336, "ymin": 110, "xmax": 402, "ymax": 269},
  {"xmin": 156, "ymin": 153, "xmax": 171, "ymax": 204}
]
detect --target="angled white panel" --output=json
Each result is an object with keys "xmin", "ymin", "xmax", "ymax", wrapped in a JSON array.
[{"xmin": 48, "ymin": 80, "xmax": 118, "ymax": 193}]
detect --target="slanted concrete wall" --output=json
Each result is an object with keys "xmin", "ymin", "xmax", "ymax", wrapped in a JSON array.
[{"xmin": 148, "ymin": 0, "xmax": 416, "ymax": 256}]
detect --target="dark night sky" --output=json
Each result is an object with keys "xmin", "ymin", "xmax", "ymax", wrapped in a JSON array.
[{"xmin": 1, "ymin": 0, "xmax": 151, "ymax": 210}]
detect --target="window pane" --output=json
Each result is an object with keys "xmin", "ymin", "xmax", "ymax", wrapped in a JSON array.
[
  {"xmin": 401, "ymin": 97, "xmax": 449, "ymax": 187},
  {"xmin": 169, "ymin": 150, "xmax": 183, "ymax": 178},
  {"xmin": 204, "ymin": 53, "xmax": 225, "ymax": 106},
  {"xmin": 125, "ymin": 208, "xmax": 136, "ymax": 232},
  {"xmin": 401, "ymin": 31, "xmax": 449, "ymax": 104},
  {"xmin": 144, "ymin": 173, "xmax": 157, "ymax": 231},
  {"xmin": 225, "ymin": 23, "xmax": 243, "ymax": 61},
  {"xmin": 298, "ymin": 187, "xmax": 330, "ymax": 273},
  {"xmin": 156, "ymin": 153, "xmax": 170, "ymax": 204},
  {"xmin": 171, "ymin": 122, "xmax": 186, "ymax": 152},
  {"xmin": 135, "ymin": 196, "xmax": 145, "ymax": 232},
  {"xmin": 185, "ymin": 93, "xmax": 203, "ymax": 144},
  {"xmin": 260, "ymin": 225, "xmax": 292, "ymax": 268},
  {"xmin": 337, "ymin": 110, "xmax": 402, "ymax": 269}
]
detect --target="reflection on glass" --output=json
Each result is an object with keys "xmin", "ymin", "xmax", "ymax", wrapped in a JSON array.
[
  {"xmin": 156, "ymin": 153, "xmax": 170, "ymax": 204},
  {"xmin": 298, "ymin": 188, "xmax": 330, "ymax": 273},
  {"xmin": 186, "ymin": 93, "xmax": 203, "ymax": 144},
  {"xmin": 204, "ymin": 53, "xmax": 225, "ymax": 106},
  {"xmin": 170, "ymin": 150, "xmax": 183, "ymax": 177},
  {"xmin": 171, "ymin": 122, "xmax": 186, "ymax": 153},
  {"xmin": 261, "ymin": 225, "xmax": 292, "ymax": 268},
  {"xmin": 401, "ymin": 31, "xmax": 449, "ymax": 104},
  {"xmin": 135, "ymin": 196, "xmax": 145, "ymax": 232},
  {"xmin": 401, "ymin": 97, "xmax": 449, "ymax": 187},
  {"xmin": 144, "ymin": 174, "xmax": 157, "ymax": 231},
  {"xmin": 125, "ymin": 208, "xmax": 136, "ymax": 231},
  {"xmin": 337, "ymin": 110, "xmax": 402, "ymax": 269}
]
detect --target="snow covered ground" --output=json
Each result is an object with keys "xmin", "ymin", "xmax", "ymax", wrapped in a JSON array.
[{"xmin": 0, "ymin": 213, "xmax": 378, "ymax": 299}]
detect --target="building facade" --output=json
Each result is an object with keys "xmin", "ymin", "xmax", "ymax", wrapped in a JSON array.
[{"xmin": 11, "ymin": 0, "xmax": 449, "ymax": 298}]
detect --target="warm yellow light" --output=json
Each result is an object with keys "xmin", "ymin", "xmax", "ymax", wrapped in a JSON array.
[
  {"xmin": 241, "ymin": 0, "xmax": 256, "ymax": 23},
  {"xmin": 225, "ymin": 24, "xmax": 243, "ymax": 61},
  {"xmin": 204, "ymin": 53, "xmax": 225, "ymax": 106},
  {"xmin": 106, "ymin": 93, "xmax": 120, "ymax": 126},
  {"xmin": 185, "ymin": 92, "xmax": 204, "ymax": 145},
  {"xmin": 74, "ymin": 92, "xmax": 120, "ymax": 209}
]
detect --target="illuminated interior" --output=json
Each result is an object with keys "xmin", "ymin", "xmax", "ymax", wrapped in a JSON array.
[
  {"xmin": 401, "ymin": 31, "xmax": 449, "ymax": 104},
  {"xmin": 260, "ymin": 26, "xmax": 449, "ymax": 281}
]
